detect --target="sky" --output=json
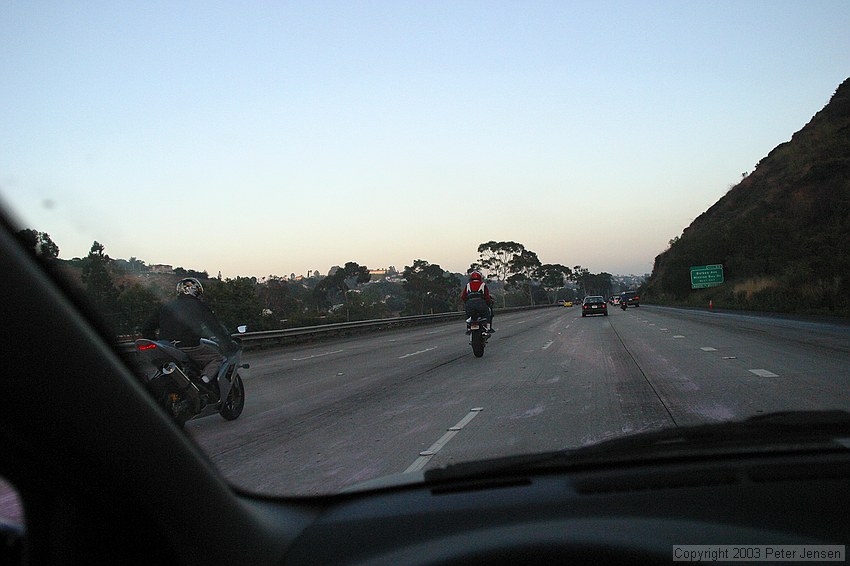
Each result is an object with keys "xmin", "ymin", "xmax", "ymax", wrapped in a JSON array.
[{"xmin": 2, "ymin": 1, "xmax": 849, "ymax": 279}]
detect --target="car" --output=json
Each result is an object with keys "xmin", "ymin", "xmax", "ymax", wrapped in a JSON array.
[
  {"xmin": 581, "ymin": 295, "xmax": 608, "ymax": 316},
  {"xmin": 3, "ymin": 5, "xmax": 849, "ymax": 565},
  {"xmin": 621, "ymin": 290, "xmax": 640, "ymax": 307},
  {"xmin": 562, "ymin": 300, "xmax": 573, "ymax": 307},
  {"xmin": 612, "ymin": 296, "xmax": 621, "ymax": 305}
]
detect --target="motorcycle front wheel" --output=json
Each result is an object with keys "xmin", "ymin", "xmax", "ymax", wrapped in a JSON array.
[{"xmin": 220, "ymin": 373, "xmax": 245, "ymax": 421}]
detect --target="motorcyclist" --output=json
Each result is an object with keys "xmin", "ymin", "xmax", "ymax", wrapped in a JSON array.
[
  {"xmin": 142, "ymin": 277, "xmax": 229, "ymax": 405},
  {"xmin": 461, "ymin": 270, "xmax": 495, "ymax": 333}
]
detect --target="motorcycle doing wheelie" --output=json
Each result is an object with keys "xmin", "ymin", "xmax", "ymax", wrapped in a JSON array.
[{"xmin": 134, "ymin": 327, "xmax": 248, "ymax": 428}]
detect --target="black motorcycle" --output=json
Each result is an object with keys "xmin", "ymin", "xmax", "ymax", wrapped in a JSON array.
[{"xmin": 134, "ymin": 328, "xmax": 248, "ymax": 428}]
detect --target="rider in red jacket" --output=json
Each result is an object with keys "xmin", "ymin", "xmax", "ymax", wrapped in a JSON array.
[{"xmin": 461, "ymin": 270, "xmax": 495, "ymax": 333}]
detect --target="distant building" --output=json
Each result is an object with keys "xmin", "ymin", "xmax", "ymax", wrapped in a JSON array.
[{"xmin": 149, "ymin": 264, "xmax": 173, "ymax": 274}]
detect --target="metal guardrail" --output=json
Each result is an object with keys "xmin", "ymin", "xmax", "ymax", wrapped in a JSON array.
[{"xmin": 120, "ymin": 304, "xmax": 557, "ymax": 350}]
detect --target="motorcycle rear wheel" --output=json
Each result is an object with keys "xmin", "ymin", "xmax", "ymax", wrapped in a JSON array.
[
  {"xmin": 220, "ymin": 373, "xmax": 245, "ymax": 421},
  {"xmin": 471, "ymin": 329, "xmax": 485, "ymax": 358},
  {"xmin": 165, "ymin": 394, "xmax": 191, "ymax": 429}
]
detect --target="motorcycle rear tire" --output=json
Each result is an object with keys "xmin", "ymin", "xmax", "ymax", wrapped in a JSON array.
[
  {"xmin": 471, "ymin": 329, "xmax": 485, "ymax": 358},
  {"xmin": 165, "ymin": 394, "xmax": 191, "ymax": 429},
  {"xmin": 220, "ymin": 373, "xmax": 245, "ymax": 421}
]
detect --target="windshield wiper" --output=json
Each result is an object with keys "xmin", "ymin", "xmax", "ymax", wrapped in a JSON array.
[{"xmin": 423, "ymin": 410, "xmax": 850, "ymax": 484}]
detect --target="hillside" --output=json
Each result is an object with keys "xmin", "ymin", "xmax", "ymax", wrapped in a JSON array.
[{"xmin": 644, "ymin": 77, "xmax": 850, "ymax": 315}]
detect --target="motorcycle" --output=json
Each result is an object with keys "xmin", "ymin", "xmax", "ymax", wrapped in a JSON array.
[
  {"xmin": 466, "ymin": 314, "xmax": 490, "ymax": 358},
  {"xmin": 133, "ymin": 327, "xmax": 249, "ymax": 428},
  {"xmin": 621, "ymin": 300, "xmax": 627, "ymax": 311}
]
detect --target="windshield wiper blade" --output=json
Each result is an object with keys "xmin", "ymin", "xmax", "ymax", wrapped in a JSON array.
[{"xmin": 424, "ymin": 410, "xmax": 850, "ymax": 483}]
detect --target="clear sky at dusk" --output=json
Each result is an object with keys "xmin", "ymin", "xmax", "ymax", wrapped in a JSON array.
[{"xmin": 2, "ymin": 1, "xmax": 849, "ymax": 279}]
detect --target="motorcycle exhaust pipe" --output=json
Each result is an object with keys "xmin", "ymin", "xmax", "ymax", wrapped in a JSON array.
[{"xmin": 162, "ymin": 362, "xmax": 202, "ymax": 401}]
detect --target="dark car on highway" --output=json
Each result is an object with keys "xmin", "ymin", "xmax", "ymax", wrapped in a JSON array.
[
  {"xmin": 582, "ymin": 295, "xmax": 608, "ymax": 317},
  {"xmin": 621, "ymin": 290, "xmax": 640, "ymax": 307}
]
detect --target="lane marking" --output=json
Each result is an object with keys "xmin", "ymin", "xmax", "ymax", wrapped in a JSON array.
[
  {"xmin": 660, "ymin": 328, "xmax": 669, "ymax": 332},
  {"xmin": 399, "ymin": 346, "xmax": 437, "ymax": 359},
  {"xmin": 700, "ymin": 347, "xmax": 717, "ymax": 351},
  {"xmin": 426, "ymin": 328, "xmax": 448, "ymax": 335},
  {"xmin": 404, "ymin": 408, "xmax": 483, "ymax": 473},
  {"xmin": 542, "ymin": 340, "xmax": 554, "ymax": 350},
  {"xmin": 749, "ymin": 369, "xmax": 779, "ymax": 378},
  {"xmin": 292, "ymin": 350, "xmax": 344, "ymax": 361},
  {"xmin": 673, "ymin": 335, "xmax": 685, "ymax": 339},
  {"xmin": 723, "ymin": 356, "xmax": 737, "ymax": 359}
]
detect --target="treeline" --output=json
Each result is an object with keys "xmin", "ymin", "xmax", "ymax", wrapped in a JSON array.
[{"xmin": 18, "ymin": 231, "xmax": 620, "ymax": 335}]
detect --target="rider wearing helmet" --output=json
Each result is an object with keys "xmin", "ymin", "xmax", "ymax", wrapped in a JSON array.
[
  {"xmin": 142, "ymin": 277, "xmax": 229, "ymax": 402},
  {"xmin": 461, "ymin": 270, "xmax": 495, "ymax": 333}
]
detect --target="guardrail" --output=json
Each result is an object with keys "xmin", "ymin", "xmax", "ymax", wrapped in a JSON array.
[{"xmin": 119, "ymin": 304, "xmax": 558, "ymax": 351}]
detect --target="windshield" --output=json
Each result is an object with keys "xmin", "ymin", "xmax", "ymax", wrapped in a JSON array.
[{"xmin": 2, "ymin": 3, "xmax": 849, "ymax": 497}]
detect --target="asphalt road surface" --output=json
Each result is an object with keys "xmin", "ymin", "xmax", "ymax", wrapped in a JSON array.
[{"xmin": 186, "ymin": 305, "xmax": 850, "ymax": 496}]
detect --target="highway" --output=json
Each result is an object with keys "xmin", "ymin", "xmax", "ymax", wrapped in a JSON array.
[{"xmin": 186, "ymin": 305, "xmax": 850, "ymax": 496}]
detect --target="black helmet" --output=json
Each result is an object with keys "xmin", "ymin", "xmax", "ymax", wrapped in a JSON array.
[{"xmin": 176, "ymin": 277, "xmax": 203, "ymax": 298}]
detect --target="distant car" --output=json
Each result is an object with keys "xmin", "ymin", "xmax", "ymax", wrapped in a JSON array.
[
  {"xmin": 612, "ymin": 296, "xmax": 621, "ymax": 305},
  {"xmin": 621, "ymin": 290, "xmax": 640, "ymax": 307},
  {"xmin": 562, "ymin": 300, "xmax": 573, "ymax": 307},
  {"xmin": 582, "ymin": 295, "xmax": 608, "ymax": 317}
]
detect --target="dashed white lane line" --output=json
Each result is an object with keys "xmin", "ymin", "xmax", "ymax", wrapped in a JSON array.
[
  {"xmin": 701, "ymin": 347, "xmax": 717, "ymax": 351},
  {"xmin": 292, "ymin": 350, "xmax": 344, "ymax": 361},
  {"xmin": 399, "ymin": 347, "xmax": 437, "ymax": 359},
  {"xmin": 673, "ymin": 335, "xmax": 685, "ymax": 339},
  {"xmin": 404, "ymin": 408, "xmax": 484, "ymax": 473},
  {"xmin": 749, "ymin": 369, "xmax": 779, "ymax": 378}
]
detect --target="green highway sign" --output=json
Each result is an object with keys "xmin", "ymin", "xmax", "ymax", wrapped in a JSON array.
[{"xmin": 690, "ymin": 264, "xmax": 724, "ymax": 289}]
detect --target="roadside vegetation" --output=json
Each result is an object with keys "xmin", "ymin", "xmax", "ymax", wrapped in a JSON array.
[
  {"xmin": 17, "ymin": 231, "xmax": 630, "ymax": 336},
  {"xmin": 643, "ymin": 78, "xmax": 850, "ymax": 317}
]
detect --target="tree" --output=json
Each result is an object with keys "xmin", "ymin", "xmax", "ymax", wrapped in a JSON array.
[
  {"xmin": 127, "ymin": 256, "xmax": 147, "ymax": 273},
  {"xmin": 116, "ymin": 283, "xmax": 161, "ymax": 334},
  {"xmin": 16, "ymin": 229, "xmax": 60, "ymax": 259},
  {"xmin": 508, "ymin": 249, "xmax": 542, "ymax": 305},
  {"xmin": 402, "ymin": 260, "xmax": 460, "ymax": 315},
  {"xmin": 536, "ymin": 264, "xmax": 573, "ymax": 303},
  {"xmin": 257, "ymin": 276, "xmax": 303, "ymax": 325},
  {"xmin": 572, "ymin": 265, "xmax": 591, "ymax": 296},
  {"xmin": 314, "ymin": 261, "xmax": 371, "ymax": 321},
  {"xmin": 204, "ymin": 277, "xmax": 264, "ymax": 331},
  {"xmin": 476, "ymin": 241, "xmax": 526, "ymax": 307},
  {"xmin": 80, "ymin": 241, "xmax": 120, "ymax": 327}
]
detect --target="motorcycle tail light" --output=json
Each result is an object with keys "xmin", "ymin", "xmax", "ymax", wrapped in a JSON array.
[{"xmin": 137, "ymin": 343, "xmax": 157, "ymax": 351}]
